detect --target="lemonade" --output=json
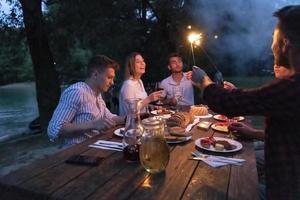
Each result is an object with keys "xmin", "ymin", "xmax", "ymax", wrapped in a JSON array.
[{"xmin": 139, "ymin": 135, "xmax": 169, "ymax": 173}]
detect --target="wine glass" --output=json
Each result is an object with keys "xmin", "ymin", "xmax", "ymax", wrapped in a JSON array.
[
  {"xmin": 227, "ymin": 118, "xmax": 237, "ymax": 139},
  {"xmin": 173, "ymin": 86, "xmax": 183, "ymax": 111}
]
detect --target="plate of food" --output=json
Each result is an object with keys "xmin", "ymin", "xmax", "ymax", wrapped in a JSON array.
[
  {"xmin": 151, "ymin": 109, "xmax": 175, "ymax": 115},
  {"xmin": 113, "ymin": 127, "xmax": 125, "ymax": 137},
  {"xmin": 195, "ymin": 136, "xmax": 242, "ymax": 153},
  {"xmin": 213, "ymin": 114, "xmax": 245, "ymax": 122},
  {"xmin": 211, "ymin": 122, "xmax": 229, "ymax": 133},
  {"xmin": 165, "ymin": 126, "xmax": 192, "ymax": 144},
  {"xmin": 165, "ymin": 135, "xmax": 192, "ymax": 144},
  {"xmin": 213, "ymin": 114, "xmax": 228, "ymax": 121}
]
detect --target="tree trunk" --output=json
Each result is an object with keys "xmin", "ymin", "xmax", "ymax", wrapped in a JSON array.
[{"xmin": 19, "ymin": 0, "xmax": 60, "ymax": 132}]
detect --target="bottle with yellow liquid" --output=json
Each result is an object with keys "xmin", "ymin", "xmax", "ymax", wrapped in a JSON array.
[{"xmin": 140, "ymin": 117, "xmax": 169, "ymax": 173}]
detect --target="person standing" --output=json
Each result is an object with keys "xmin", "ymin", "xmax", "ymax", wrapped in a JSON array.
[{"xmin": 192, "ymin": 5, "xmax": 300, "ymax": 199}]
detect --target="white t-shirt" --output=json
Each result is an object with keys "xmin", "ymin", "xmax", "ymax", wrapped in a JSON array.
[
  {"xmin": 160, "ymin": 73, "xmax": 194, "ymax": 106},
  {"xmin": 119, "ymin": 78, "xmax": 148, "ymax": 116}
]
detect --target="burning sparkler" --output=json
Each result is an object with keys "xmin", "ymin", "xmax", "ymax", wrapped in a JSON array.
[{"xmin": 187, "ymin": 32, "xmax": 202, "ymax": 66}]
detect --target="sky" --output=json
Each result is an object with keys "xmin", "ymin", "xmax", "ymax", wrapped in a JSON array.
[
  {"xmin": 191, "ymin": 0, "xmax": 300, "ymax": 73},
  {"xmin": 0, "ymin": 0, "xmax": 10, "ymax": 14}
]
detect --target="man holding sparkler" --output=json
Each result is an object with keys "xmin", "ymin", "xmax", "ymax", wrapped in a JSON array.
[
  {"xmin": 191, "ymin": 5, "xmax": 300, "ymax": 199},
  {"xmin": 159, "ymin": 52, "xmax": 194, "ymax": 106}
]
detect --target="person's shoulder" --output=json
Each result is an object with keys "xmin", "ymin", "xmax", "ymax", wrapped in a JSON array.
[
  {"xmin": 161, "ymin": 75, "xmax": 172, "ymax": 84},
  {"xmin": 62, "ymin": 82, "xmax": 86, "ymax": 96}
]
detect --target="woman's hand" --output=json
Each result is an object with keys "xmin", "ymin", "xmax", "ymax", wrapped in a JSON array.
[{"xmin": 148, "ymin": 90, "xmax": 163, "ymax": 102}]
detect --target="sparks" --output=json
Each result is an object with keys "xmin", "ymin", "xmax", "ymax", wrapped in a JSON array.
[{"xmin": 187, "ymin": 32, "xmax": 202, "ymax": 45}]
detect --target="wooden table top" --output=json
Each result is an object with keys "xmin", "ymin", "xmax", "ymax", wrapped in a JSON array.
[{"xmin": 0, "ymin": 116, "xmax": 259, "ymax": 200}]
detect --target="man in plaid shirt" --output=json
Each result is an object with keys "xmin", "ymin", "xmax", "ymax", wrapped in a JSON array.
[{"xmin": 192, "ymin": 5, "xmax": 300, "ymax": 200}]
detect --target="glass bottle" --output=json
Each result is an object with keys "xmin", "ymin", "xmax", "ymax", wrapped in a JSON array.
[
  {"xmin": 139, "ymin": 117, "xmax": 170, "ymax": 173},
  {"xmin": 123, "ymin": 98, "xmax": 143, "ymax": 162}
]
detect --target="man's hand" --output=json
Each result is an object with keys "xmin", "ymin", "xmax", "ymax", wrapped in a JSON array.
[
  {"xmin": 191, "ymin": 66, "xmax": 207, "ymax": 84},
  {"xmin": 191, "ymin": 66, "xmax": 213, "ymax": 89},
  {"xmin": 223, "ymin": 81, "xmax": 237, "ymax": 90},
  {"xmin": 185, "ymin": 71, "xmax": 193, "ymax": 80},
  {"xmin": 93, "ymin": 118, "xmax": 116, "ymax": 131},
  {"xmin": 228, "ymin": 122, "xmax": 264, "ymax": 140}
]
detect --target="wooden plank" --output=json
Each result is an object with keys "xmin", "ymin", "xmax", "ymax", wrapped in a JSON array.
[
  {"xmin": 51, "ymin": 152, "xmax": 128, "ymax": 200},
  {"xmin": 86, "ymin": 146, "xmax": 176, "ymax": 200},
  {"xmin": 0, "ymin": 130, "xmax": 117, "ymax": 186},
  {"xmin": 128, "ymin": 141, "xmax": 199, "ymax": 199},
  {"xmin": 19, "ymin": 146, "xmax": 117, "ymax": 196},
  {"xmin": 181, "ymin": 162, "xmax": 230, "ymax": 200},
  {"xmin": 227, "ymin": 141, "xmax": 259, "ymax": 200},
  {"xmin": 0, "ymin": 182, "xmax": 49, "ymax": 200}
]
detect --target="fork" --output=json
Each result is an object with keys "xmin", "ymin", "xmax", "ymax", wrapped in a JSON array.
[{"xmin": 191, "ymin": 150, "xmax": 245, "ymax": 163}]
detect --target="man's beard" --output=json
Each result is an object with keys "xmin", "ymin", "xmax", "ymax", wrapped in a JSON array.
[{"xmin": 276, "ymin": 41, "xmax": 290, "ymax": 67}]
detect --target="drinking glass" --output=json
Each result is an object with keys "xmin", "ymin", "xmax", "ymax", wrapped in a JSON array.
[{"xmin": 173, "ymin": 86, "xmax": 183, "ymax": 111}]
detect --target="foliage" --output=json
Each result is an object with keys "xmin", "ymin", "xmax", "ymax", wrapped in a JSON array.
[
  {"xmin": 0, "ymin": 0, "xmax": 275, "ymax": 86},
  {"xmin": 0, "ymin": 25, "xmax": 33, "ymax": 85}
]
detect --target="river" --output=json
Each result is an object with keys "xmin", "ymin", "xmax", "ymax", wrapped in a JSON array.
[{"xmin": 0, "ymin": 82, "xmax": 38, "ymax": 140}]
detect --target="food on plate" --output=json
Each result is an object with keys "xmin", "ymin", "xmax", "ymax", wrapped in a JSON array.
[
  {"xmin": 214, "ymin": 114, "xmax": 228, "ymax": 121},
  {"xmin": 215, "ymin": 140, "xmax": 236, "ymax": 150},
  {"xmin": 200, "ymin": 135, "xmax": 216, "ymax": 148},
  {"xmin": 200, "ymin": 136, "xmax": 236, "ymax": 150},
  {"xmin": 169, "ymin": 126, "xmax": 186, "ymax": 137},
  {"xmin": 233, "ymin": 116, "xmax": 245, "ymax": 121},
  {"xmin": 190, "ymin": 105, "xmax": 209, "ymax": 117},
  {"xmin": 214, "ymin": 143, "xmax": 225, "ymax": 151},
  {"xmin": 166, "ymin": 112, "xmax": 191, "ymax": 128},
  {"xmin": 156, "ymin": 108, "xmax": 173, "ymax": 115},
  {"xmin": 211, "ymin": 122, "xmax": 229, "ymax": 132}
]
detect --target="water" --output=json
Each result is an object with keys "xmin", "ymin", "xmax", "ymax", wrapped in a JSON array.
[{"xmin": 0, "ymin": 82, "xmax": 38, "ymax": 139}]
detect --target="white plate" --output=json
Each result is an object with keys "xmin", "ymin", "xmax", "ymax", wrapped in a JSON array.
[
  {"xmin": 213, "ymin": 114, "xmax": 228, "ymax": 121},
  {"xmin": 150, "ymin": 110, "xmax": 175, "ymax": 115},
  {"xmin": 211, "ymin": 122, "xmax": 229, "ymax": 133},
  {"xmin": 114, "ymin": 127, "xmax": 125, "ymax": 137},
  {"xmin": 213, "ymin": 114, "xmax": 245, "ymax": 122},
  {"xmin": 150, "ymin": 110, "xmax": 175, "ymax": 119},
  {"xmin": 195, "ymin": 137, "xmax": 242, "ymax": 153},
  {"xmin": 194, "ymin": 113, "xmax": 213, "ymax": 119},
  {"xmin": 166, "ymin": 136, "xmax": 192, "ymax": 144}
]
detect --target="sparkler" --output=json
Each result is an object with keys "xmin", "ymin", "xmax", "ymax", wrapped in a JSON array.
[
  {"xmin": 187, "ymin": 32, "xmax": 202, "ymax": 66},
  {"xmin": 187, "ymin": 32, "xmax": 219, "ymax": 72}
]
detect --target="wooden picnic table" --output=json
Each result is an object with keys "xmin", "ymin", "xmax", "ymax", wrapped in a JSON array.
[{"xmin": 0, "ymin": 115, "xmax": 259, "ymax": 200}]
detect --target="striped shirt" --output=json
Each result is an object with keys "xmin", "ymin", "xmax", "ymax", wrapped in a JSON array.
[{"xmin": 47, "ymin": 82, "xmax": 117, "ymax": 146}]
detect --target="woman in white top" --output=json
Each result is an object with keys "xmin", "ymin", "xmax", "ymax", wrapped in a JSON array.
[{"xmin": 119, "ymin": 52, "xmax": 162, "ymax": 116}]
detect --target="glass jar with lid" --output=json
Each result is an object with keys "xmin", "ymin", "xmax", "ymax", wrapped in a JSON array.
[{"xmin": 139, "ymin": 117, "xmax": 170, "ymax": 173}]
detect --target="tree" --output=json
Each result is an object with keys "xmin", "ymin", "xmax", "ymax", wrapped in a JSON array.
[{"xmin": 19, "ymin": 0, "xmax": 60, "ymax": 131}]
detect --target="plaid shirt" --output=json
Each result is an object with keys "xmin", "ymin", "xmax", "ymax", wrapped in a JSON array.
[{"xmin": 203, "ymin": 73, "xmax": 300, "ymax": 200}]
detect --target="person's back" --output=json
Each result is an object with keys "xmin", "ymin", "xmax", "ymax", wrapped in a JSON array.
[{"xmin": 191, "ymin": 5, "xmax": 300, "ymax": 199}]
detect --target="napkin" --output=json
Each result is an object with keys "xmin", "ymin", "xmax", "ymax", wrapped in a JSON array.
[
  {"xmin": 203, "ymin": 159, "xmax": 229, "ymax": 168},
  {"xmin": 89, "ymin": 140, "xmax": 123, "ymax": 151},
  {"xmin": 185, "ymin": 118, "xmax": 200, "ymax": 132}
]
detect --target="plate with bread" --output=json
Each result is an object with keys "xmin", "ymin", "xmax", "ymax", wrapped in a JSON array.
[
  {"xmin": 195, "ymin": 136, "xmax": 242, "ymax": 153},
  {"xmin": 165, "ymin": 126, "xmax": 192, "ymax": 144}
]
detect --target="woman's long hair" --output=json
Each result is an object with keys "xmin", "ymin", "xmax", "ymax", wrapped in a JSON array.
[{"xmin": 125, "ymin": 52, "xmax": 141, "ymax": 79}]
